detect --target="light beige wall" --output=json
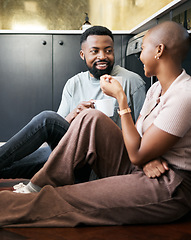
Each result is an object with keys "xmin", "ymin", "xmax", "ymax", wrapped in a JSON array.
[
  {"xmin": 89, "ymin": 0, "xmax": 174, "ymax": 30},
  {"xmin": 0, "ymin": 0, "xmax": 175, "ymax": 30},
  {"xmin": 0, "ymin": 0, "xmax": 89, "ymax": 30}
]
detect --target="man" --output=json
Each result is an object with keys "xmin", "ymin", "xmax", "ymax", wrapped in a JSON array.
[
  {"xmin": 0, "ymin": 26, "xmax": 145, "ymax": 179},
  {"xmin": 58, "ymin": 26, "xmax": 145, "ymax": 126}
]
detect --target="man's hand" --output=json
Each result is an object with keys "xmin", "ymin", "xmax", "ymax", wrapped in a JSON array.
[
  {"xmin": 65, "ymin": 100, "xmax": 95, "ymax": 123},
  {"xmin": 143, "ymin": 158, "xmax": 169, "ymax": 178},
  {"xmin": 75, "ymin": 100, "xmax": 95, "ymax": 114}
]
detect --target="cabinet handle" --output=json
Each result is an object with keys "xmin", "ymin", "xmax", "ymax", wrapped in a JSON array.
[
  {"xmin": 59, "ymin": 40, "xmax": 64, "ymax": 45},
  {"xmin": 42, "ymin": 40, "xmax": 47, "ymax": 45}
]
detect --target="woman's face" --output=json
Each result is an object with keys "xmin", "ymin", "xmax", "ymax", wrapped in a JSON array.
[{"xmin": 140, "ymin": 34, "xmax": 158, "ymax": 78}]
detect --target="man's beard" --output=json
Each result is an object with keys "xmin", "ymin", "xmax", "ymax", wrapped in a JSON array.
[{"xmin": 85, "ymin": 59, "xmax": 114, "ymax": 79}]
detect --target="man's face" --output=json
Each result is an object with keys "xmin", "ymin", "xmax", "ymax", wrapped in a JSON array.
[{"xmin": 80, "ymin": 35, "xmax": 115, "ymax": 79}]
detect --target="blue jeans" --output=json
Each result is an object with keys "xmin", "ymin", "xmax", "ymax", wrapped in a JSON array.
[{"xmin": 0, "ymin": 111, "xmax": 70, "ymax": 178}]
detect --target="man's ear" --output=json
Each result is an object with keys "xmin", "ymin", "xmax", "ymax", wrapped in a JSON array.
[
  {"xmin": 156, "ymin": 43, "xmax": 165, "ymax": 58},
  {"xmin": 80, "ymin": 50, "xmax": 85, "ymax": 60}
]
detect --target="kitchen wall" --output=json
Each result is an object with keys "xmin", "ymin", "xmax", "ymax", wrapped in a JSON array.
[
  {"xmin": 0, "ymin": 0, "xmax": 176, "ymax": 31},
  {"xmin": 0, "ymin": 0, "xmax": 89, "ymax": 30},
  {"xmin": 89, "ymin": 0, "xmax": 174, "ymax": 30}
]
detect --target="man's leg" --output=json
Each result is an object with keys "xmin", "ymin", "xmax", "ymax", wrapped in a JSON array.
[
  {"xmin": 0, "ymin": 147, "xmax": 51, "ymax": 178},
  {"xmin": 0, "ymin": 111, "xmax": 70, "ymax": 170}
]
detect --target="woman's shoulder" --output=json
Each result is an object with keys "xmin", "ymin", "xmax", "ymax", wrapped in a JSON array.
[{"xmin": 146, "ymin": 81, "xmax": 161, "ymax": 99}]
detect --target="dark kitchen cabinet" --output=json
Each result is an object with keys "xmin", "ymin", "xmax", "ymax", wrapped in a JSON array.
[
  {"xmin": 52, "ymin": 35, "xmax": 87, "ymax": 111},
  {"xmin": 0, "ymin": 35, "xmax": 52, "ymax": 140},
  {"xmin": 0, "ymin": 33, "xmax": 127, "ymax": 141}
]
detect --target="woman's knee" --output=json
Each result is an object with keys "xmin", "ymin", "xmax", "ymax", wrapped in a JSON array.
[
  {"xmin": 77, "ymin": 109, "xmax": 115, "ymax": 130},
  {"xmin": 82, "ymin": 109, "xmax": 108, "ymax": 121}
]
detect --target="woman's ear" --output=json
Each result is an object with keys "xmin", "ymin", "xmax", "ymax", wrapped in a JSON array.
[
  {"xmin": 80, "ymin": 50, "xmax": 85, "ymax": 60},
  {"xmin": 156, "ymin": 43, "xmax": 165, "ymax": 58}
]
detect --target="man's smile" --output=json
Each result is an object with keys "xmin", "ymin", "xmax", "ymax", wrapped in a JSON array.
[{"xmin": 95, "ymin": 61, "xmax": 109, "ymax": 70}]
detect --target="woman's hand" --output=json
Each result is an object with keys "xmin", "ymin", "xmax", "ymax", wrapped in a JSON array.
[
  {"xmin": 143, "ymin": 158, "xmax": 169, "ymax": 178},
  {"xmin": 100, "ymin": 75, "xmax": 124, "ymax": 100}
]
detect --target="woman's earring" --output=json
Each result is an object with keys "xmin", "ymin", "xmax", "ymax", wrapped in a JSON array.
[{"xmin": 155, "ymin": 55, "xmax": 159, "ymax": 60}]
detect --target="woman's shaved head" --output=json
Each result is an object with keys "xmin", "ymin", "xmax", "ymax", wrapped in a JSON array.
[{"xmin": 146, "ymin": 21, "xmax": 190, "ymax": 61}]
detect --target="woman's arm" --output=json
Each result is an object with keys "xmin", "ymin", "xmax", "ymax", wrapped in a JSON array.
[{"xmin": 100, "ymin": 75, "xmax": 180, "ymax": 166}]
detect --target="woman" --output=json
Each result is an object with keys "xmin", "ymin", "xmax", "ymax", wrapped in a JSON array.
[{"xmin": 0, "ymin": 21, "xmax": 191, "ymax": 227}]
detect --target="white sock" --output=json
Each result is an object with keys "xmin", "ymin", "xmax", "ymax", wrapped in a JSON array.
[
  {"xmin": 27, "ymin": 181, "xmax": 41, "ymax": 192},
  {"xmin": 13, "ymin": 181, "xmax": 41, "ymax": 193}
]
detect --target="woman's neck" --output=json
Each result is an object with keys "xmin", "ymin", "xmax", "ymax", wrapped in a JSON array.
[{"xmin": 157, "ymin": 64, "xmax": 182, "ymax": 95}]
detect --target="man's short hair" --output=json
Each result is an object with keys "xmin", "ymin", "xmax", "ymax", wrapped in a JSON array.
[{"xmin": 80, "ymin": 26, "xmax": 114, "ymax": 46}]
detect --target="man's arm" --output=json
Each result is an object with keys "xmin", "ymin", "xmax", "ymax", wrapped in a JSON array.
[{"xmin": 57, "ymin": 83, "xmax": 71, "ymax": 118}]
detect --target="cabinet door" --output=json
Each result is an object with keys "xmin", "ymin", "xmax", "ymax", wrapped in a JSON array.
[
  {"xmin": 0, "ymin": 35, "xmax": 52, "ymax": 141},
  {"xmin": 53, "ymin": 34, "xmax": 87, "ymax": 111},
  {"xmin": 113, "ymin": 35, "xmax": 123, "ymax": 66}
]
